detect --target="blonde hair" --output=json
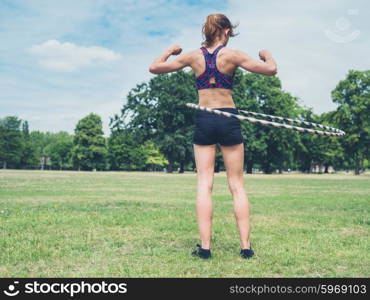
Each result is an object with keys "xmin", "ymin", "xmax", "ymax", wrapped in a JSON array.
[{"xmin": 201, "ymin": 14, "xmax": 238, "ymax": 47}]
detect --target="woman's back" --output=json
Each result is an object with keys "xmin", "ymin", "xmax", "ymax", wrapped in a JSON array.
[{"xmin": 190, "ymin": 45, "xmax": 236, "ymax": 108}]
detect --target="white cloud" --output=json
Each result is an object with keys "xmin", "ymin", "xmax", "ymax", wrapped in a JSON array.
[{"xmin": 29, "ymin": 39, "xmax": 122, "ymax": 72}]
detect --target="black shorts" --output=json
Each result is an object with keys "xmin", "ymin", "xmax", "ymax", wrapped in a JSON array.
[{"xmin": 193, "ymin": 107, "xmax": 244, "ymax": 146}]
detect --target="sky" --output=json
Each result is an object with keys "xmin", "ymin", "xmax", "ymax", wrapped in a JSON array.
[{"xmin": 1, "ymin": 0, "xmax": 369, "ymax": 137}]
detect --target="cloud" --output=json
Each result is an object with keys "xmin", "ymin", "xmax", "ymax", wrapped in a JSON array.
[{"xmin": 29, "ymin": 39, "xmax": 122, "ymax": 72}]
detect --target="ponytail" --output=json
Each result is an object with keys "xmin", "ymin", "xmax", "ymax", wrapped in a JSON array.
[{"xmin": 202, "ymin": 14, "xmax": 238, "ymax": 47}]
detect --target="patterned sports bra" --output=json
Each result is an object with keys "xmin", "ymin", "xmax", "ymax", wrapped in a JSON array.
[{"xmin": 195, "ymin": 45, "xmax": 234, "ymax": 90}]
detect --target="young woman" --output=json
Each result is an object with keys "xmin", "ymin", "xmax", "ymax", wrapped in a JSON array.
[{"xmin": 149, "ymin": 14, "xmax": 277, "ymax": 259}]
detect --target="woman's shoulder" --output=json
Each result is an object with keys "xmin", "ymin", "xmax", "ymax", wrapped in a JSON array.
[
  {"xmin": 220, "ymin": 47, "xmax": 248, "ymax": 62},
  {"xmin": 185, "ymin": 48, "xmax": 204, "ymax": 57},
  {"xmin": 221, "ymin": 47, "xmax": 239, "ymax": 55},
  {"xmin": 218, "ymin": 47, "xmax": 241, "ymax": 62}
]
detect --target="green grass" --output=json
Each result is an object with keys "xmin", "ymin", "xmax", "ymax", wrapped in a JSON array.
[{"xmin": 0, "ymin": 170, "xmax": 369, "ymax": 277}]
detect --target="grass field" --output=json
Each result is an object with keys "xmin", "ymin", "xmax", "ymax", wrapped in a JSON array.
[{"xmin": 0, "ymin": 170, "xmax": 369, "ymax": 277}]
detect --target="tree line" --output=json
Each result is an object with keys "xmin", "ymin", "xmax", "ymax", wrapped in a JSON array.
[{"xmin": 1, "ymin": 69, "xmax": 369, "ymax": 174}]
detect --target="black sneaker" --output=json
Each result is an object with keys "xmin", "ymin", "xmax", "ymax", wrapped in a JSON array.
[
  {"xmin": 240, "ymin": 247, "xmax": 254, "ymax": 259},
  {"xmin": 191, "ymin": 244, "xmax": 211, "ymax": 259}
]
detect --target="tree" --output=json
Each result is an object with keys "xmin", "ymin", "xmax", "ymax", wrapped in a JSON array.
[
  {"xmin": 294, "ymin": 108, "xmax": 321, "ymax": 172},
  {"xmin": 71, "ymin": 113, "xmax": 107, "ymax": 171},
  {"xmin": 316, "ymin": 111, "xmax": 345, "ymax": 173},
  {"xmin": 232, "ymin": 70, "xmax": 265, "ymax": 173},
  {"xmin": 142, "ymin": 140, "xmax": 168, "ymax": 171},
  {"xmin": 29, "ymin": 131, "xmax": 55, "ymax": 170},
  {"xmin": 19, "ymin": 120, "xmax": 38, "ymax": 169},
  {"xmin": 0, "ymin": 116, "xmax": 23, "ymax": 169},
  {"xmin": 44, "ymin": 132, "xmax": 73, "ymax": 170},
  {"xmin": 233, "ymin": 72, "xmax": 301, "ymax": 173},
  {"xmin": 107, "ymin": 129, "xmax": 147, "ymax": 170},
  {"xmin": 108, "ymin": 129, "xmax": 168, "ymax": 171},
  {"xmin": 111, "ymin": 70, "xmax": 197, "ymax": 173},
  {"xmin": 331, "ymin": 70, "xmax": 370, "ymax": 174}
]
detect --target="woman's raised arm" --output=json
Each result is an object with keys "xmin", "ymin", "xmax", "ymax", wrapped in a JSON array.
[
  {"xmin": 149, "ymin": 44, "xmax": 191, "ymax": 74},
  {"xmin": 233, "ymin": 49, "xmax": 277, "ymax": 76}
]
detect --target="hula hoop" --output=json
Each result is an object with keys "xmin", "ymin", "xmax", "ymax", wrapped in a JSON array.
[{"xmin": 186, "ymin": 103, "xmax": 346, "ymax": 136}]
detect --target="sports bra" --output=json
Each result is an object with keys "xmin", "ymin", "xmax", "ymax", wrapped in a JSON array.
[{"xmin": 195, "ymin": 45, "xmax": 234, "ymax": 90}]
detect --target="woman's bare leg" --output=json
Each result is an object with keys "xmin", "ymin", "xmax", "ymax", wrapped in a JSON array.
[
  {"xmin": 220, "ymin": 143, "xmax": 251, "ymax": 249},
  {"xmin": 193, "ymin": 144, "xmax": 216, "ymax": 249}
]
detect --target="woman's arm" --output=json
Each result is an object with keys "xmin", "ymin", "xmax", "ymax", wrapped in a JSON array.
[
  {"xmin": 233, "ymin": 49, "xmax": 277, "ymax": 76},
  {"xmin": 149, "ymin": 44, "xmax": 191, "ymax": 74}
]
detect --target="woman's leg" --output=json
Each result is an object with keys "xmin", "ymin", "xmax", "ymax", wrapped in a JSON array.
[
  {"xmin": 220, "ymin": 143, "xmax": 251, "ymax": 249},
  {"xmin": 193, "ymin": 144, "xmax": 216, "ymax": 249}
]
